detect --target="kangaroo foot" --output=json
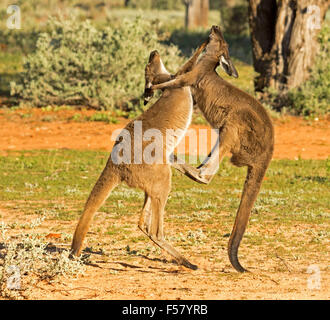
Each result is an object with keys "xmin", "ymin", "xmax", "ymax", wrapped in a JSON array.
[
  {"xmin": 183, "ymin": 166, "xmax": 212, "ymax": 185},
  {"xmin": 187, "ymin": 171, "xmax": 211, "ymax": 185},
  {"xmin": 149, "ymin": 236, "xmax": 198, "ymax": 270},
  {"xmin": 172, "ymin": 163, "xmax": 210, "ymax": 185}
]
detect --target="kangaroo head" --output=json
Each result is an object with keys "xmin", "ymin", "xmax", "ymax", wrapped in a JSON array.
[
  {"xmin": 144, "ymin": 50, "xmax": 171, "ymax": 105},
  {"xmin": 207, "ymin": 25, "xmax": 238, "ymax": 78}
]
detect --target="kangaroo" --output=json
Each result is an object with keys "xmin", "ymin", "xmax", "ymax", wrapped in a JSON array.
[
  {"xmin": 71, "ymin": 42, "xmax": 208, "ymax": 270},
  {"xmin": 151, "ymin": 26, "xmax": 274, "ymax": 272}
]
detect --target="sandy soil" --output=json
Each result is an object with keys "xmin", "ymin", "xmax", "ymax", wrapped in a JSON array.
[{"xmin": 0, "ymin": 206, "xmax": 329, "ymax": 300}]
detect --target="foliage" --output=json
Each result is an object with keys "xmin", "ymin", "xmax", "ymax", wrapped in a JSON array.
[
  {"xmin": 167, "ymin": 28, "xmax": 252, "ymax": 64},
  {"xmin": 10, "ymin": 16, "xmax": 184, "ymax": 110},
  {"xmin": 0, "ymin": 28, "xmax": 39, "ymax": 55},
  {"xmin": 126, "ymin": 0, "xmax": 184, "ymax": 10},
  {"xmin": 220, "ymin": 3, "xmax": 249, "ymax": 36},
  {"xmin": 85, "ymin": 112, "xmax": 119, "ymax": 124}
]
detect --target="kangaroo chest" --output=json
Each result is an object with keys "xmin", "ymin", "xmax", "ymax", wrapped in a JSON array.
[
  {"xmin": 192, "ymin": 84, "xmax": 231, "ymax": 129},
  {"xmin": 164, "ymin": 87, "xmax": 193, "ymax": 156}
]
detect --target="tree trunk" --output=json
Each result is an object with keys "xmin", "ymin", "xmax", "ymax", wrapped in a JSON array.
[
  {"xmin": 183, "ymin": 0, "xmax": 209, "ymax": 29},
  {"xmin": 248, "ymin": 0, "xmax": 328, "ymax": 93}
]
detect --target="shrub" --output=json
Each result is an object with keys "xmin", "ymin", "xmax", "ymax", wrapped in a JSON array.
[
  {"xmin": 126, "ymin": 0, "xmax": 183, "ymax": 10},
  {"xmin": 10, "ymin": 16, "xmax": 184, "ymax": 111},
  {"xmin": 0, "ymin": 217, "xmax": 85, "ymax": 299},
  {"xmin": 85, "ymin": 112, "xmax": 119, "ymax": 124},
  {"xmin": 0, "ymin": 28, "xmax": 39, "ymax": 55},
  {"xmin": 220, "ymin": 4, "xmax": 249, "ymax": 36}
]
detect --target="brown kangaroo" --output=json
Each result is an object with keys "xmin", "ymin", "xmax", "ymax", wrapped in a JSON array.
[
  {"xmin": 151, "ymin": 26, "xmax": 274, "ymax": 272},
  {"xmin": 71, "ymin": 42, "xmax": 207, "ymax": 270}
]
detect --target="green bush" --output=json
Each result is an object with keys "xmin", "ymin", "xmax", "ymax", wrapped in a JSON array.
[
  {"xmin": 168, "ymin": 28, "xmax": 252, "ymax": 64},
  {"xmin": 126, "ymin": 0, "xmax": 183, "ymax": 10},
  {"xmin": 0, "ymin": 216, "xmax": 85, "ymax": 299},
  {"xmin": 10, "ymin": 16, "xmax": 184, "ymax": 110},
  {"xmin": 287, "ymin": 23, "xmax": 330, "ymax": 117},
  {"xmin": 220, "ymin": 4, "xmax": 249, "ymax": 36},
  {"xmin": 0, "ymin": 28, "xmax": 39, "ymax": 54}
]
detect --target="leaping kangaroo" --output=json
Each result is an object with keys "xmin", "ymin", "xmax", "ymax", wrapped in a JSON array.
[
  {"xmin": 151, "ymin": 26, "xmax": 274, "ymax": 272},
  {"xmin": 71, "ymin": 41, "xmax": 208, "ymax": 270}
]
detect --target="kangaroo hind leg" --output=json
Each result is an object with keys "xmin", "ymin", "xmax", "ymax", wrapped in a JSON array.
[
  {"xmin": 173, "ymin": 128, "xmax": 234, "ymax": 185},
  {"xmin": 147, "ymin": 182, "xmax": 198, "ymax": 270},
  {"xmin": 138, "ymin": 193, "xmax": 152, "ymax": 236},
  {"xmin": 71, "ymin": 166, "xmax": 120, "ymax": 256},
  {"xmin": 228, "ymin": 164, "xmax": 268, "ymax": 272},
  {"xmin": 148, "ymin": 195, "xmax": 198, "ymax": 270}
]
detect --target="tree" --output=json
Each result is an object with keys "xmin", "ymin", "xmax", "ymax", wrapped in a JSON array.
[
  {"xmin": 248, "ymin": 0, "xmax": 329, "ymax": 93},
  {"xmin": 183, "ymin": 0, "xmax": 209, "ymax": 29}
]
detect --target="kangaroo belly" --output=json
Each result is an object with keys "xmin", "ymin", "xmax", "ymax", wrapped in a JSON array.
[
  {"xmin": 162, "ymin": 88, "xmax": 193, "ymax": 158},
  {"xmin": 111, "ymin": 87, "xmax": 193, "ymax": 166},
  {"xmin": 194, "ymin": 90, "xmax": 229, "ymax": 129}
]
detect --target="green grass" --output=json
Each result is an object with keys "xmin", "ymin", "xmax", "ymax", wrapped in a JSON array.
[
  {"xmin": 0, "ymin": 150, "xmax": 328, "ymax": 278},
  {"xmin": 0, "ymin": 150, "xmax": 328, "ymax": 225},
  {"xmin": 85, "ymin": 112, "xmax": 119, "ymax": 124}
]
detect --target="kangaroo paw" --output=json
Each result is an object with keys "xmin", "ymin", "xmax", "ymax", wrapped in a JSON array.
[{"xmin": 183, "ymin": 166, "xmax": 211, "ymax": 185}]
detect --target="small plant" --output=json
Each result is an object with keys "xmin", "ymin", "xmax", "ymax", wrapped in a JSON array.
[
  {"xmin": 187, "ymin": 229, "xmax": 207, "ymax": 244},
  {"xmin": 85, "ymin": 112, "xmax": 119, "ymax": 124},
  {"xmin": 194, "ymin": 200, "xmax": 216, "ymax": 210},
  {"xmin": 70, "ymin": 113, "xmax": 82, "ymax": 122},
  {"xmin": 41, "ymin": 115, "xmax": 56, "ymax": 122},
  {"xmin": 20, "ymin": 113, "xmax": 32, "ymax": 119},
  {"xmin": 0, "ymin": 216, "xmax": 85, "ymax": 299}
]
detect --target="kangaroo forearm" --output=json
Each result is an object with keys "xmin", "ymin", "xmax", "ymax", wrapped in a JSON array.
[
  {"xmin": 152, "ymin": 72, "xmax": 195, "ymax": 90},
  {"xmin": 152, "ymin": 79, "xmax": 180, "ymax": 90},
  {"xmin": 153, "ymin": 73, "xmax": 172, "ymax": 85},
  {"xmin": 176, "ymin": 40, "xmax": 208, "ymax": 76}
]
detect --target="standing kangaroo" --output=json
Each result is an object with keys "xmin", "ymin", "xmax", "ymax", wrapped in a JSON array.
[
  {"xmin": 71, "ymin": 42, "xmax": 207, "ymax": 270},
  {"xmin": 151, "ymin": 26, "xmax": 274, "ymax": 272}
]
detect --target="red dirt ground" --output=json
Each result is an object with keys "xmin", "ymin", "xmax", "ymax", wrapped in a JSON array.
[{"xmin": 0, "ymin": 109, "xmax": 329, "ymax": 159}]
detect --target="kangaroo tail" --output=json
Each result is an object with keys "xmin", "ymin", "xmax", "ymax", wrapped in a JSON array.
[
  {"xmin": 228, "ymin": 165, "xmax": 268, "ymax": 272},
  {"xmin": 71, "ymin": 163, "xmax": 120, "ymax": 256}
]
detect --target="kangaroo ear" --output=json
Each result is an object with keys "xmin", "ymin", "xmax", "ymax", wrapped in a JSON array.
[
  {"xmin": 219, "ymin": 55, "xmax": 239, "ymax": 78},
  {"xmin": 210, "ymin": 25, "xmax": 217, "ymax": 34},
  {"xmin": 210, "ymin": 25, "xmax": 224, "ymax": 39},
  {"xmin": 143, "ymin": 83, "xmax": 154, "ymax": 105}
]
